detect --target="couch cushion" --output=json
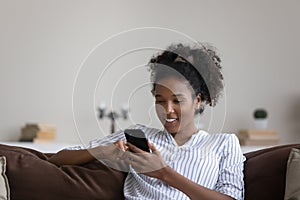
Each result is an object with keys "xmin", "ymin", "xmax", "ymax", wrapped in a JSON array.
[
  {"xmin": 0, "ymin": 144, "xmax": 126, "ymax": 200},
  {"xmin": 244, "ymin": 144, "xmax": 300, "ymax": 200},
  {"xmin": 284, "ymin": 148, "xmax": 300, "ymax": 200}
]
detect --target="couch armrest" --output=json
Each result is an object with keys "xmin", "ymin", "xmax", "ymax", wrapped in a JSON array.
[{"xmin": 244, "ymin": 144, "xmax": 300, "ymax": 200}]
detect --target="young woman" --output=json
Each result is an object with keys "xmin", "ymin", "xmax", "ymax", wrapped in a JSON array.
[{"xmin": 49, "ymin": 43, "xmax": 245, "ymax": 200}]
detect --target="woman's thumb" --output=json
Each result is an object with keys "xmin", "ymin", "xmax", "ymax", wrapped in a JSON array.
[{"xmin": 147, "ymin": 139, "xmax": 157, "ymax": 152}]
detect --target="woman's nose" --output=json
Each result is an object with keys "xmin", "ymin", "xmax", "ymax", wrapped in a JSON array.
[{"xmin": 165, "ymin": 102, "xmax": 175, "ymax": 113}]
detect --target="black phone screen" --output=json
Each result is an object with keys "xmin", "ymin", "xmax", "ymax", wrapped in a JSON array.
[{"xmin": 124, "ymin": 129, "xmax": 150, "ymax": 152}]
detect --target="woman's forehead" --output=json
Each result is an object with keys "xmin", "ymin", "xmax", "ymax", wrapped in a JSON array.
[{"xmin": 154, "ymin": 77, "xmax": 193, "ymax": 96}]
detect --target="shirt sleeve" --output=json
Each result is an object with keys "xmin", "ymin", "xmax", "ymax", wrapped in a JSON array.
[
  {"xmin": 64, "ymin": 124, "xmax": 142, "ymax": 150},
  {"xmin": 215, "ymin": 134, "xmax": 246, "ymax": 200},
  {"xmin": 64, "ymin": 130, "xmax": 125, "ymax": 150}
]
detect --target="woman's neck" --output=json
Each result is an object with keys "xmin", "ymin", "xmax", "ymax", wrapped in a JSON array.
[{"xmin": 171, "ymin": 127, "xmax": 198, "ymax": 146}]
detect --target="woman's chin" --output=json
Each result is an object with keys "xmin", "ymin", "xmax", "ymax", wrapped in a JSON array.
[
  {"xmin": 164, "ymin": 126, "xmax": 179, "ymax": 135},
  {"xmin": 160, "ymin": 119, "xmax": 180, "ymax": 134}
]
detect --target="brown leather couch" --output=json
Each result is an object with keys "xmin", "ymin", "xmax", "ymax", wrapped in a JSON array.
[{"xmin": 1, "ymin": 143, "xmax": 300, "ymax": 200}]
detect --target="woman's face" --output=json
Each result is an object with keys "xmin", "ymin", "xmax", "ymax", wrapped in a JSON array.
[{"xmin": 154, "ymin": 76, "xmax": 201, "ymax": 136}]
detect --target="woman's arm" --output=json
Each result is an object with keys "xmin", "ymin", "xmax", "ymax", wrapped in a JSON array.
[
  {"xmin": 48, "ymin": 141, "xmax": 128, "ymax": 166},
  {"xmin": 48, "ymin": 145, "xmax": 109, "ymax": 166},
  {"xmin": 48, "ymin": 148, "xmax": 96, "ymax": 166}
]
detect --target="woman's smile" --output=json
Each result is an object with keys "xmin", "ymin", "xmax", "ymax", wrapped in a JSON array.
[
  {"xmin": 164, "ymin": 117, "xmax": 179, "ymax": 127},
  {"xmin": 165, "ymin": 118, "xmax": 177, "ymax": 123}
]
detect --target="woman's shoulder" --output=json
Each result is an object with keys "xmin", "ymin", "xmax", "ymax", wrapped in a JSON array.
[
  {"xmin": 199, "ymin": 130, "xmax": 238, "ymax": 140},
  {"xmin": 196, "ymin": 130, "xmax": 240, "ymax": 150},
  {"xmin": 197, "ymin": 131, "xmax": 240, "ymax": 154}
]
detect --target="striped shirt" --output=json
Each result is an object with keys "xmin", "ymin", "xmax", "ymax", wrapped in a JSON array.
[{"xmin": 69, "ymin": 124, "xmax": 245, "ymax": 200}]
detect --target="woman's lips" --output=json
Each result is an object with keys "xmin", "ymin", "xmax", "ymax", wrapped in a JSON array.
[
  {"xmin": 164, "ymin": 118, "xmax": 178, "ymax": 125},
  {"xmin": 166, "ymin": 118, "xmax": 176, "ymax": 122}
]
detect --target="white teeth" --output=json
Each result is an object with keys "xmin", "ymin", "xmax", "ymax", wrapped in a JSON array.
[{"xmin": 166, "ymin": 119, "xmax": 176, "ymax": 122}]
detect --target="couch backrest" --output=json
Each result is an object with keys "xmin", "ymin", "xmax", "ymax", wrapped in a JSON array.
[
  {"xmin": 0, "ymin": 144, "xmax": 126, "ymax": 200},
  {"xmin": 2, "ymin": 143, "xmax": 300, "ymax": 200}
]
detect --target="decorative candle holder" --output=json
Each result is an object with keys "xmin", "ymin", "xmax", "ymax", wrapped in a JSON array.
[{"xmin": 98, "ymin": 102, "xmax": 129, "ymax": 133}]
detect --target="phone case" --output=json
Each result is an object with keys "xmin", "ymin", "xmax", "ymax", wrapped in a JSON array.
[{"xmin": 124, "ymin": 129, "xmax": 150, "ymax": 152}]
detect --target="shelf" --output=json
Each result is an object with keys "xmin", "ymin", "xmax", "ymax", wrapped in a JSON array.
[{"xmin": 0, "ymin": 141, "xmax": 79, "ymax": 153}]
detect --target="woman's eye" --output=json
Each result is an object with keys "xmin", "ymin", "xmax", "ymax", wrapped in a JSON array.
[
  {"xmin": 174, "ymin": 99, "xmax": 183, "ymax": 104},
  {"xmin": 155, "ymin": 100, "xmax": 164, "ymax": 104}
]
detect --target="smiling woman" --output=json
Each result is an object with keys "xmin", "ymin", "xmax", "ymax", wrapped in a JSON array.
[
  {"xmin": 49, "ymin": 43, "xmax": 245, "ymax": 200},
  {"xmin": 149, "ymin": 43, "xmax": 224, "ymax": 142}
]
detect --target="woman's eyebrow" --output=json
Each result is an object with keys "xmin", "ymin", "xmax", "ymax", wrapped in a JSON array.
[
  {"xmin": 173, "ymin": 94, "xmax": 185, "ymax": 98},
  {"xmin": 155, "ymin": 94, "xmax": 186, "ymax": 99}
]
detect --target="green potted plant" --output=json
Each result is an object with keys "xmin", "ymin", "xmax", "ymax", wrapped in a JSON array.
[{"xmin": 253, "ymin": 109, "xmax": 268, "ymax": 129}]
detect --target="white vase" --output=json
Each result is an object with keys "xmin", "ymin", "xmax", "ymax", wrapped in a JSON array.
[{"xmin": 254, "ymin": 119, "xmax": 268, "ymax": 129}]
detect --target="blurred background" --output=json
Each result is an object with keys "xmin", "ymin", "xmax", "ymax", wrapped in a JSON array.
[{"xmin": 0, "ymin": 0, "xmax": 299, "ymax": 145}]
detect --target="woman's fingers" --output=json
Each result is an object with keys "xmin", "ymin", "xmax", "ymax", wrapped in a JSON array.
[
  {"xmin": 114, "ymin": 140, "xmax": 128, "ymax": 151},
  {"xmin": 126, "ymin": 142, "xmax": 144, "ymax": 153},
  {"xmin": 113, "ymin": 140, "xmax": 124, "ymax": 151},
  {"xmin": 147, "ymin": 140, "xmax": 157, "ymax": 152}
]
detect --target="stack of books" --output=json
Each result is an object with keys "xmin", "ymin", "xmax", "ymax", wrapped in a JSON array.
[
  {"xmin": 20, "ymin": 123, "xmax": 57, "ymax": 143},
  {"xmin": 238, "ymin": 129, "xmax": 279, "ymax": 146}
]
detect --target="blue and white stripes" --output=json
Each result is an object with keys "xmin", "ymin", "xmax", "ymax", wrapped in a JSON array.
[{"xmin": 69, "ymin": 124, "xmax": 245, "ymax": 200}]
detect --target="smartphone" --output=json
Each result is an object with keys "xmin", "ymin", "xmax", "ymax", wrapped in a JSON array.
[{"xmin": 124, "ymin": 129, "xmax": 150, "ymax": 153}]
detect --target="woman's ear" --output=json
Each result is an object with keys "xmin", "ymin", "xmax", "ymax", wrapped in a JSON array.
[{"xmin": 195, "ymin": 94, "xmax": 201, "ymax": 109}]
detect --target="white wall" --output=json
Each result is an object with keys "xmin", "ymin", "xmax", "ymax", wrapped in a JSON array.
[{"xmin": 0, "ymin": 0, "xmax": 299, "ymax": 145}]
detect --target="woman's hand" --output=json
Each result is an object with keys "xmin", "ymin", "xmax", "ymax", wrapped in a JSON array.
[
  {"xmin": 125, "ymin": 141, "xmax": 167, "ymax": 179},
  {"xmin": 93, "ymin": 141, "xmax": 129, "ymax": 171},
  {"xmin": 114, "ymin": 140, "xmax": 129, "ymax": 152}
]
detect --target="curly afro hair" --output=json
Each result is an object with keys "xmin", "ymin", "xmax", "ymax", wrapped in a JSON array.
[{"xmin": 148, "ymin": 43, "xmax": 224, "ymax": 114}]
